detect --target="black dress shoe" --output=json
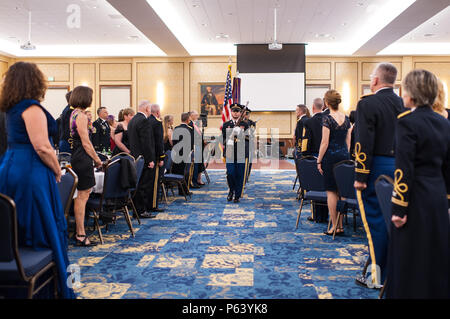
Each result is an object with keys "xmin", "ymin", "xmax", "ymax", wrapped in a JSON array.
[
  {"xmin": 234, "ymin": 197, "xmax": 240, "ymax": 203},
  {"xmin": 190, "ymin": 184, "xmax": 201, "ymax": 189},
  {"xmin": 307, "ymin": 216, "xmax": 315, "ymax": 222},
  {"xmin": 227, "ymin": 191, "xmax": 234, "ymax": 201},
  {"xmin": 139, "ymin": 212, "xmax": 156, "ymax": 218},
  {"xmin": 150, "ymin": 208, "xmax": 164, "ymax": 213}
]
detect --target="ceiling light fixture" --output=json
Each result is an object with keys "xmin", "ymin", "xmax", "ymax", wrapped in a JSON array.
[
  {"xmin": 20, "ymin": 11, "xmax": 36, "ymax": 50},
  {"xmin": 268, "ymin": 8, "xmax": 282, "ymax": 50}
]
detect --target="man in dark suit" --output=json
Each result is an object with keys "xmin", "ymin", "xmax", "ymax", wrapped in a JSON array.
[
  {"xmin": 127, "ymin": 100, "xmax": 156, "ymax": 218},
  {"xmin": 92, "ymin": 106, "xmax": 111, "ymax": 153},
  {"xmin": 222, "ymin": 103, "xmax": 249, "ymax": 203},
  {"xmin": 353, "ymin": 63, "xmax": 405, "ymax": 289},
  {"xmin": 293, "ymin": 104, "xmax": 309, "ymax": 159},
  {"xmin": 147, "ymin": 104, "xmax": 165, "ymax": 213},
  {"xmin": 301, "ymin": 98, "xmax": 328, "ymax": 223},
  {"xmin": 0, "ymin": 111, "xmax": 6, "ymax": 157},
  {"xmin": 172, "ymin": 112, "xmax": 194, "ymax": 196},
  {"xmin": 57, "ymin": 91, "xmax": 73, "ymax": 153}
]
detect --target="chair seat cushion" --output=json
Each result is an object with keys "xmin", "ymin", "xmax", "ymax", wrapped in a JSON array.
[
  {"xmin": 304, "ymin": 191, "xmax": 327, "ymax": 202},
  {"xmin": 345, "ymin": 198, "xmax": 358, "ymax": 209},
  {"xmin": 0, "ymin": 247, "xmax": 53, "ymax": 280},
  {"xmin": 163, "ymin": 174, "xmax": 184, "ymax": 181}
]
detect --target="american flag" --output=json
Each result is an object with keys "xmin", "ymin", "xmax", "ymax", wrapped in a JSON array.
[{"xmin": 221, "ymin": 64, "xmax": 232, "ymax": 128}]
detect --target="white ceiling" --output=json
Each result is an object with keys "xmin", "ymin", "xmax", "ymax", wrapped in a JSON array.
[{"xmin": 0, "ymin": 0, "xmax": 449, "ymax": 57}]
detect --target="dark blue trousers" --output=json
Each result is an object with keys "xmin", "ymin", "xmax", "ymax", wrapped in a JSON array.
[
  {"xmin": 226, "ymin": 162, "xmax": 246, "ymax": 199},
  {"xmin": 357, "ymin": 156, "xmax": 395, "ymax": 284}
]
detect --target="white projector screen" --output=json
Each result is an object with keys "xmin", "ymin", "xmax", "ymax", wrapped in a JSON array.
[
  {"xmin": 100, "ymin": 86, "xmax": 131, "ymax": 120},
  {"xmin": 42, "ymin": 86, "xmax": 69, "ymax": 119},
  {"xmin": 239, "ymin": 72, "xmax": 305, "ymax": 111}
]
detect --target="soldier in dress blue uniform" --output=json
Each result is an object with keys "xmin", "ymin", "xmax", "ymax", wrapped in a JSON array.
[
  {"xmin": 387, "ymin": 69, "xmax": 450, "ymax": 299},
  {"xmin": 92, "ymin": 106, "xmax": 111, "ymax": 153},
  {"xmin": 222, "ymin": 103, "xmax": 249, "ymax": 203},
  {"xmin": 353, "ymin": 63, "xmax": 405, "ymax": 289}
]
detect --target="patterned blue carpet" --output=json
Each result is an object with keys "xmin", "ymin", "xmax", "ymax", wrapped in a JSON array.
[{"xmin": 68, "ymin": 169, "xmax": 379, "ymax": 299}]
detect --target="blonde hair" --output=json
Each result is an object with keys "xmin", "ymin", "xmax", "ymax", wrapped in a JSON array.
[
  {"xmin": 403, "ymin": 69, "xmax": 438, "ymax": 107},
  {"xmin": 432, "ymin": 78, "xmax": 446, "ymax": 114},
  {"xmin": 324, "ymin": 89, "xmax": 342, "ymax": 111},
  {"xmin": 163, "ymin": 114, "xmax": 174, "ymax": 142}
]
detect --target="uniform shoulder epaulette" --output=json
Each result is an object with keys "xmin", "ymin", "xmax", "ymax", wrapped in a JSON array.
[
  {"xmin": 360, "ymin": 93, "xmax": 374, "ymax": 99},
  {"xmin": 155, "ymin": 117, "xmax": 162, "ymax": 122},
  {"xmin": 397, "ymin": 110, "xmax": 412, "ymax": 119}
]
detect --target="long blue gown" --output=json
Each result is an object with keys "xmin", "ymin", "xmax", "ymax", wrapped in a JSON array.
[{"xmin": 0, "ymin": 99, "xmax": 75, "ymax": 299}]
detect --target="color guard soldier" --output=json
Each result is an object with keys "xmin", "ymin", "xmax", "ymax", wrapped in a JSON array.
[
  {"xmin": 353, "ymin": 63, "xmax": 405, "ymax": 289},
  {"xmin": 222, "ymin": 103, "xmax": 249, "ymax": 203},
  {"xmin": 244, "ymin": 108, "xmax": 256, "ymax": 183}
]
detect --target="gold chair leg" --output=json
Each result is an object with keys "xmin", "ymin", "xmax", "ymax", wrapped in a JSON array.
[
  {"xmin": 93, "ymin": 211, "xmax": 104, "ymax": 244},
  {"xmin": 295, "ymin": 198, "xmax": 304, "ymax": 229},
  {"xmin": 123, "ymin": 206, "xmax": 135, "ymax": 237},
  {"xmin": 379, "ymin": 278, "xmax": 387, "ymax": 299},
  {"xmin": 333, "ymin": 212, "xmax": 341, "ymax": 240},
  {"xmin": 129, "ymin": 198, "xmax": 141, "ymax": 225},
  {"xmin": 161, "ymin": 183, "xmax": 168, "ymax": 204}
]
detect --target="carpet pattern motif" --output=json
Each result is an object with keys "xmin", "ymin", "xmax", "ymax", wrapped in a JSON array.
[{"xmin": 68, "ymin": 170, "xmax": 379, "ymax": 299}]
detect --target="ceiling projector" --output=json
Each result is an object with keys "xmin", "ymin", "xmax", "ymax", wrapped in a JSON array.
[
  {"xmin": 268, "ymin": 42, "xmax": 282, "ymax": 50},
  {"xmin": 20, "ymin": 41, "xmax": 36, "ymax": 50}
]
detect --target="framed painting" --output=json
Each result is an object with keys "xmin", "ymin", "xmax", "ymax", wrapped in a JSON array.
[{"xmin": 199, "ymin": 82, "xmax": 225, "ymax": 117}]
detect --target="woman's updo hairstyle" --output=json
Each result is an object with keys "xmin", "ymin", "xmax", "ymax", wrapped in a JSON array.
[{"xmin": 324, "ymin": 89, "xmax": 342, "ymax": 111}]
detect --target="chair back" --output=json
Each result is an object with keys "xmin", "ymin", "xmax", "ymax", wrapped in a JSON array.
[
  {"xmin": 375, "ymin": 175, "xmax": 394, "ymax": 237},
  {"xmin": 97, "ymin": 152, "xmax": 109, "ymax": 162},
  {"xmin": 333, "ymin": 160, "xmax": 356, "ymax": 199},
  {"xmin": 297, "ymin": 156, "xmax": 325, "ymax": 191},
  {"xmin": 102, "ymin": 159, "xmax": 130, "ymax": 200},
  {"xmin": 111, "ymin": 152, "xmax": 135, "ymax": 162},
  {"xmin": 0, "ymin": 193, "xmax": 16, "ymax": 262},
  {"xmin": 57, "ymin": 168, "xmax": 78, "ymax": 220},
  {"xmin": 134, "ymin": 156, "xmax": 145, "ymax": 188}
]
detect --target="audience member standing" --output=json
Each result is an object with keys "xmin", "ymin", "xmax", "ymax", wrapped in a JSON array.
[
  {"xmin": 172, "ymin": 112, "xmax": 194, "ymax": 196},
  {"xmin": 127, "ymin": 100, "xmax": 156, "ymax": 219},
  {"xmin": 92, "ymin": 106, "xmax": 111, "ymax": 153},
  {"xmin": 147, "ymin": 104, "xmax": 165, "ymax": 213},
  {"xmin": 112, "ymin": 108, "xmax": 134, "ymax": 156},
  {"xmin": 190, "ymin": 110, "xmax": 205, "ymax": 188},
  {"xmin": 0, "ymin": 62, "xmax": 74, "ymax": 298},
  {"xmin": 316, "ymin": 90, "xmax": 351, "ymax": 236},
  {"xmin": 293, "ymin": 104, "xmax": 309, "ymax": 159},
  {"xmin": 163, "ymin": 115, "xmax": 174, "ymax": 152},
  {"xmin": 353, "ymin": 63, "xmax": 405, "ymax": 289},
  {"xmin": 57, "ymin": 91, "xmax": 73, "ymax": 153},
  {"xmin": 432, "ymin": 78, "xmax": 449, "ymax": 120},
  {"xmin": 107, "ymin": 115, "xmax": 117, "ymax": 153},
  {"xmin": 302, "ymin": 98, "xmax": 328, "ymax": 223},
  {"xmin": 69, "ymin": 86, "xmax": 102, "ymax": 247},
  {"xmin": 387, "ymin": 69, "xmax": 450, "ymax": 299},
  {"xmin": 0, "ymin": 111, "xmax": 6, "ymax": 157}
]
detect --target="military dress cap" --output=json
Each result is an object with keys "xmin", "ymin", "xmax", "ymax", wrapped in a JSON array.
[{"xmin": 231, "ymin": 103, "xmax": 243, "ymax": 111}]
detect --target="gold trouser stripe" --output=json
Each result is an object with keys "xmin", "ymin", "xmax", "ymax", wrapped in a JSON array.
[
  {"xmin": 152, "ymin": 167, "xmax": 159, "ymax": 208},
  {"xmin": 188, "ymin": 162, "xmax": 194, "ymax": 192},
  {"xmin": 356, "ymin": 189, "xmax": 380, "ymax": 285},
  {"xmin": 242, "ymin": 158, "xmax": 249, "ymax": 195}
]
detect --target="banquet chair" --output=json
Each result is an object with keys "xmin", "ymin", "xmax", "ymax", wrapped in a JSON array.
[
  {"xmin": 96, "ymin": 152, "xmax": 109, "ymax": 162},
  {"xmin": 375, "ymin": 175, "xmax": 394, "ymax": 299},
  {"xmin": 111, "ymin": 152, "xmax": 135, "ymax": 162},
  {"xmin": 57, "ymin": 168, "xmax": 78, "ymax": 238},
  {"xmin": 127, "ymin": 155, "xmax": 144, "ymax": 224},
  {"xmin": 86, "ymin": 159, "xmax": 136, "ymax": 244},
  {"xmin": 295, "ymin": 156, "xmax": 328, "ymax": 229},
  {"xmin": 333, "ymin": 160, "xmax": 360, "ymax": 239},
  {"xmin": 161, "ymin": 150, "xmax": 190, "ymax": 202},
  {"xmin": 0, "ymin": 193, "xmax": 58, "ymax": 299}
]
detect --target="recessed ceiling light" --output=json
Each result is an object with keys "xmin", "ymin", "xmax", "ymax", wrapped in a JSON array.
[
  {"xmin": 341, "ymin": 22, "xmax": 347, "ymax": 26},
  {"xmin": 201, "ymin": 23, "xmax": 207, "ymax": 27},
  {"xmin": 192, "ymin": 4, "xmax": 199, "ymax": 8},
  {"xmin": 424, "ymin": 33, "xmax": 437, "ymax": 37},
  {"xmin": 433, "ymin": 22, "xmax": 439, "ymax": 26},
  {"xmin": 227, "ymin": 13, "xmax": 233, "ymax": 16},
  {"xmin": 216, "ymin": 33, "xmax": 229, "ymax": 39},
  {"xmin": 128, "ymin": 35, "xmax": 139, "ymax": 40},
  {"xmin": 315, "ymin": 33, "xmax": 331, "ymax": 38},
  {"xmin": 357, "ymin": 2, "xmax": 364, "ymax": 6}
]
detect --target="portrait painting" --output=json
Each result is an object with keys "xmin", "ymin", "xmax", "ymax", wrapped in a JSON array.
[{"xmin": 199, "ymin": 83, "xmax": 225, "ymax": 117}]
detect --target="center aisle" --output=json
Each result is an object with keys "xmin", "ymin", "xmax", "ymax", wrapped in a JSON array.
[{"xmin": 68, "ymin": 169, "xmax": 379, "ymax": 299}]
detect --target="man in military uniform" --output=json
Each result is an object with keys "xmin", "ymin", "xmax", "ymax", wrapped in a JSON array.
[
  {"xmin": 293, "ymin": 104, "xmax": 309, "ymax": 159},
  {"xmin": 301, "ymin": 98, "xmax": 328, "ymax": 223},
  {"xmin": 92, "ymin": 106, "xmax": 111, "ymax": 153},
  {"xmin": 353, "ymin": 63, "xmax": 405, "ymax": 289},
  {"xmin": 148, "ymin": 104, "xmax": 166, "ymax": 213},
  {"xmin": 244, "ymin": 108, "xmax": 256, "ymax": 183},
  {"xmin": 222, "ymin": 103, "xmax": 249, "ymax": 203}
]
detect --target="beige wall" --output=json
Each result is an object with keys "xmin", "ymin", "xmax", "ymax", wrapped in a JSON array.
[{"xmin": 4, "ymin": 55, "xmax": 450, "ymax": 138}]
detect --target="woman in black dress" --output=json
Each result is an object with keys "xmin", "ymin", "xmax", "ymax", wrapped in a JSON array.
[
  {"xmin": 69, "ymin": 86, "xmax": 102, "ymax": 246},
  {"xmin": 316, "ymin": 90, "xmax": 351, "ymax": 236},
  {"xmin": 112, "ymin": 108, "xmax": 134, "ymax": 156},
  {"xmin": 163, "ymin": 114, "xmax": 174, "ymax": 152},
  {"xmin": 387, "ymin": 69, "xmax": 450, "ymax": 299}
]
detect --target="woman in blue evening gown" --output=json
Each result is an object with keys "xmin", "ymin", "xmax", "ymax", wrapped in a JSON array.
[
  {"xmin": 0, "ymin": 62, "xmax": 75, "ymax": 299},
  {"xmin": 317, "ymin": 90, "xmax": 351, "ymax": 236}
]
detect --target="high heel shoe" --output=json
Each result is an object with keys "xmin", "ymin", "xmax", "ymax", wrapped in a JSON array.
[{"xmin": 75, "ymin": 234, "xmax": 98, "ymax": 247}]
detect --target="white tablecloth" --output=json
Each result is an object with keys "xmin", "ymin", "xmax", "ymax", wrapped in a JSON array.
[{"xmin": 67, "ymin": 170, "xmax": 105, "ymax": 198}]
